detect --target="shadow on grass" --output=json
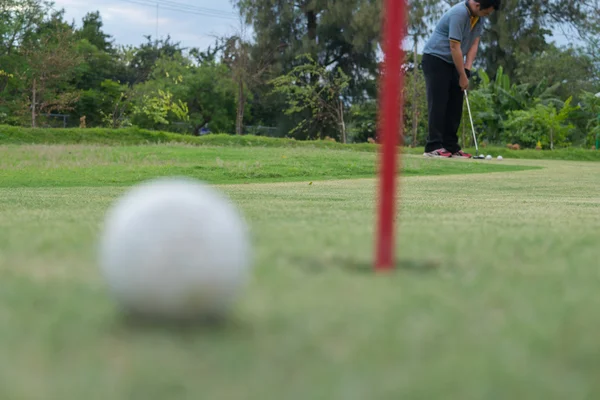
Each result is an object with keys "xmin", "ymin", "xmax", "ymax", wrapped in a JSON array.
[
  {"xmin": 293, "ymin": 255, "xmax": 443, "ymax": 275},
  {"xmin": 108, "ymin": 308, "xmax": 253, "ymax": 338}
]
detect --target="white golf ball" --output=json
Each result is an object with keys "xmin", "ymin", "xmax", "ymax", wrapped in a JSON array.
[
  {"xmin": 485, "ymin": 155, "xmax": 492, "ymax": 160},
  {"xmin": 98, "ymin": 177, "xmax": 252, "ymax": 320},
  {"xmin": 497, "ymin": 155, "xmax": 503, "ymax": 160}
]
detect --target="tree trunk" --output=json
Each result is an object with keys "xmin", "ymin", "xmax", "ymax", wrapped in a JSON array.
[
  {"xmin": 306, "ymin": 10, "xmax": 317, "ymax": 42},
  {"xmin": 31, "ymin": 78, "xmax": 36, "ymax": 128},
  {"xmin": 0, "ymin": 76, "xmax": 8, "ymax": 94},
  {"xmin": 550, "ymin": 128, "xmax": 554, "ymax": 150},
  {"xmin": 411, "ymin": 38, "xmax": 418, "ymax": 148},
  {"xmin": 339, "ymin": 100, "xmax": 346, "ymax": 144},
  {"xmin": 236, "ymin": 76, "xmax": 245, "ymax": 135}
]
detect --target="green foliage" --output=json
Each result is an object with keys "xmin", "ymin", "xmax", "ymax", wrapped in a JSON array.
[
  {"xmin": 0, "ymin": 0, "xmax": 598, "ymax": 149},
  {"xmin": 403, "ymin": 62, "xmax": 428, "ymax": 146},
  {"xmin": 468, "ymin": 66, "xmax": 565, "ymax": 144},
  {"xmin": 503, "ymin": 97, "xmax": 579, "ymax": 149},
  {"xmin": 347, "ymin": 100, "xmax": 377, "ymax": 143},
  {"xmin": 407, "ymin": 0, "xmax": 444, "ymax": 41},
  {"xmin": 577, "ymin": 91, "xmax": 600, "ymax": 147},
  {"xmin": 123, "ymin": 35, "xmax": 184, "ymax": 85},
  {"xmin": 236, "ymin": 0, "xmax": 381, "ymax": 97},
  {"xmin": 269, "ymin": 54, "xmax": 350, "ymax": 141},
  {"xmin": 481, "ymin": 0, "xmax": 599, "ymax": 78},
  {"xmin": 74, "ymin": 79, "xmax": 130, "ymax": 128},
  {"xmin": 514, "ymin": 45, "xmax": 597, "ymax": 101},
  {"xmin": 131, "ymin": 54, "xmax": 237, "ymax": 134},
  {"xmin": 131, "ymin": 89, "xmax": 189, "ymax": 128}
]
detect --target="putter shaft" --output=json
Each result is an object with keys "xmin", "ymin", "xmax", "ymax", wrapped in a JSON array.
[{"xmin": 464, "ymin": 90, "xmax": 479, "ymax": 156}]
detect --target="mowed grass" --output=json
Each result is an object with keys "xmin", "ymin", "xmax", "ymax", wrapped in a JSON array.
[
  {"xmin": 0, "ymin": 144, "xmax": 534, "ymax": 187},
  {"xmin": 1, "ymin": 144, "xmax": 600, "ymax": 399}
]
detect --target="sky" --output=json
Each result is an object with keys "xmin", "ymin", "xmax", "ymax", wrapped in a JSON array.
[
  {"xmin": 53, "ymin": 0, "xmax": 242, "ymax": 51},
  {"xmin": 52, "ymin": 0, "xmax": 574, "ymax": 53}
]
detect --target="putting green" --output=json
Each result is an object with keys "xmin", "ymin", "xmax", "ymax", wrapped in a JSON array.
[{"xmin": 1, "ymin": 145, "xmax": 599, "ymax": 399}]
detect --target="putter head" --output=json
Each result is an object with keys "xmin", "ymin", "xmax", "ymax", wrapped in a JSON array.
[{"xmin": 472, "ymin": 154, "xmax": 485, "ymax": 159}]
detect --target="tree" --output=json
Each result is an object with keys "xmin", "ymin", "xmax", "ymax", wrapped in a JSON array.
[
  {"xmin": 124, "ymin": 35, "xmax": 184, "ymax": 85},
  {"xmin": 480, "ymin": 0, "xmax": 600, "ymax": 78},
  {"xmin": 131, "ymin": 88, "xmax": 189, "ymax": 129},
  {"xmin": 18, "ymin": 18, "xmax": 82, "ymax": 127},
  {"xmin": 71, "ymin": 11, "xmax": 120, "ymax": 92},
  {"xmin": 503, "ymin": 96, "xmax": 579, "ymax": 149},
  {"xmin": 73, "ymin": 79, "xmax": 131, "ymax": 128},
  {"xmin": 235, "ymin": 0, "xmax": 381, "ymax": 98},
  {"xmin": 133, "ymin": 53, "xmax": 237, "ymax": 134},
  {"xmin": 347, "ymin": 99, "xmax": 377, "ymax": 143},
  {"xmin": 468, "ymin": 67, "xmax": 563, "ymax": 143},
  {"xmin": 514, "ymin": 44, "xmax": 597, "ymax": 101},
  {"xmin": 577, "ymin": 90, "xmax": 600, "ymax": 148},
  {"xmin": 75, "ymin": 11, "xmax": 114, "ymax": 54},
  {"xmin": 402, "ymin": 57, "xmax": 428, "ymax": 147},
  {"xmin": 270, "ymin": 54, "xmax": 350, "ymax": 142},
  {"xmin": 0, "ymin": 0, "xmax": 51, "ymax": 95},
  {"xmin": 219, "ymin": 20, "xmax": 276, "ymax": 136}
]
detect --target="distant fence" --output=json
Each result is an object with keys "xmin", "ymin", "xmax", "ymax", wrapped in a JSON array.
[
  {"xmin": 15, "ymin": 117, "xmax": 285, "ymax": 138},
  {"xmin": 243, "ymin": 125, "xmax": 282, "ymax": 137},
  {"xmin": 38, "ymin": 114, "xmax": 73, "ymax": 128}
]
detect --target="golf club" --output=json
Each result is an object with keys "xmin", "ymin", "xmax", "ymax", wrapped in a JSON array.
[{"xmin": 464, "ymin": 90, "xmax": 485, "ymax": 159}]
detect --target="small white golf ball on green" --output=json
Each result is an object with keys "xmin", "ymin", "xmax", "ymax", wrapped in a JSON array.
[
  {"xmin": 497, "ymin": 155, "xmax": 503, "ymax": 160},
  {"xmin": 98, "ymin": 177, "xmax": 252, "ymax": 321},
  {"xmin": 486, "ymin": 155, "xmax": 492, "ymax": 160}
]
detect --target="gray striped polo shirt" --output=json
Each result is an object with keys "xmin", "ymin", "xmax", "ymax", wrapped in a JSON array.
[{"xmin": 423, "ymin": 0, "xmax": 485, "ymax": 64}]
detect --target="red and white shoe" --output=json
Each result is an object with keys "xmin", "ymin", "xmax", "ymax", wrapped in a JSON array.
[
  {"xmin": 423, "ymin": 148, "xmax": 452, "ymax": 158},
  {"xmin": 452, "ymin": 150, "xmax": 472, "ymax": 158}
]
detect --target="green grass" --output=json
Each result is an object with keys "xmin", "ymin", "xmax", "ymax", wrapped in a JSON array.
[
  {"xmin": 404, "ymin": 144, "xmax": 600, "ymax": 161},
  {"xmin": 1, "ymin": 143, "xmax": 600, "ymax": 399},
  {"xmin": 0, "ymin": 124, "xmax": 376, "ymax": 151},
  {"xmin": 0, "ymin": 143, "xmax": 534, "ymax": 187},
  {"xmin": 2, "ymin": 124, "xmax": 600, "ymax": 161}
]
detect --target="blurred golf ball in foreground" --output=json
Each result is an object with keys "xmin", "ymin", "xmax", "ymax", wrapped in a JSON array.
[
  {"xmin": 497, "ymin": 155, "xmax": 503, "ymax": 160},
  {"xmin": 486, "ymin": 155, "xmax": 492, "ymax": 160},
  {"xmin": 98, "ymin": 177, "xmax": 252, "ymax": 320}
]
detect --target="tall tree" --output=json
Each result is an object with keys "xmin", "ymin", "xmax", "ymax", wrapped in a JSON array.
[
  {"xmin": 73, "ymin": 12, "xmax": 118, "ymax": 91},
  {"xmin": 480, "ymin": 0, "xmax": 600, "ymax": 78},
  {"xmin": 19, "ymin": 19, "xmax": 82, "ymax": 127},
  {"xmin": 219, "ymin": 19, "xmax": 276, "ymax": 135},
  {"xmin": 125, "ymin": 35, "xmax": 183, "ymax": 85},
  {"xmin": 0, "ymin": 0, "xmax": 51, "ymax": 95},
  {"xmin": 514, "ymin": 44, "xmax": 597, "ymax": 101},
  {"xmin": 235, "ymin": 0, "xmax": 381, "ymax": 98},
  {"xmin": 76, "ymin": 11, "xmax": 114, "ymax": 54}
]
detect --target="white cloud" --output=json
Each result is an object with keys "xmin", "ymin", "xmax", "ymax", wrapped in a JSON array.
[{"xmin": 53, "ymin": 0, "xmax": 240, "ymax": 50}]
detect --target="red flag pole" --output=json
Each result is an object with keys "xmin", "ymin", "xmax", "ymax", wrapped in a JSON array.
[{"xmin": 375, "ymin": 0, "xmax": 407, "ymax": 271}]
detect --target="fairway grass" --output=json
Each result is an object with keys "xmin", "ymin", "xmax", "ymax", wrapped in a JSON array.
[
  {"xmin": 0, "ymin": 144, "xmax": 534, "ymax": 187},
  {"xmin": 1, "ymin": 145, "xmax": 599, "ymax": 399}
]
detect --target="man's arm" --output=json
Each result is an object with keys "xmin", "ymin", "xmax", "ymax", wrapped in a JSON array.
[
  {"xmin": 450, "ymin": 40, "xmax": 467, "ymax": 77},
  {"xmin": 450, "ymin": 40, "xmax": 469, "ymax": 90},
  {"xmin": 464, "ymin": 37, "xmax": 480, "ymax": 70}
]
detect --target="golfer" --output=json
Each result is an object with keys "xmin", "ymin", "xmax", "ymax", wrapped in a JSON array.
[{"xmin": 421, "ymin": 0, "xmax": 501, "ymax": 158}]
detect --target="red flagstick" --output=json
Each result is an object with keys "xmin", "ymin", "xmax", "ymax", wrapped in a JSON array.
[{"xmin": 375, "ymin": 0, "xmax": 407, "ymax": 271}]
